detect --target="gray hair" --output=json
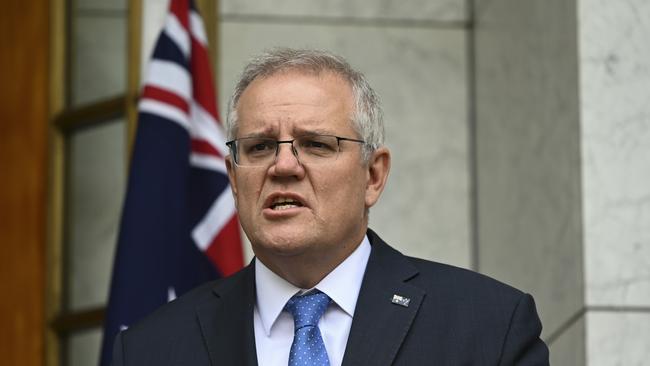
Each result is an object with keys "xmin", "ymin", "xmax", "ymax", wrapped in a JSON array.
[{"xmin": 226, "ymin": 47, "xmax": 384, "ymax": 161}]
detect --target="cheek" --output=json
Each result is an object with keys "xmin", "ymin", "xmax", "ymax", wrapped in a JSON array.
[
  {"xmin": 316, "ymin": 169, "xmax": 366, "ymax": 212},
  {"xmin": 235, "ymin": 174, "xmax": 264, "ymax": 208}
]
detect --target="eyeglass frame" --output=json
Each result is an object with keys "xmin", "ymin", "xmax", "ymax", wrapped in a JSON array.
[{"xmin": 225, "ymin": 134, "xmax": 366, "ymax": 167}]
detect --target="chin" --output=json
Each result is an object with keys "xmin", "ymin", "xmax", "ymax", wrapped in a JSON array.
[{"xmin": 252, "ymin": 226, "xmax": 317, "ymax": 257}]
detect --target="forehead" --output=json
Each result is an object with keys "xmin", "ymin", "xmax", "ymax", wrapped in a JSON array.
[{"xmin": 235, "ymin": 70, "xmax": 355, "ymax": 136}]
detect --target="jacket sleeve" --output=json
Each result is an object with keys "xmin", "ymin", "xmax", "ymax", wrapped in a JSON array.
[
  {"xmin": 498, "ymin": 293, "xmax": 550, "ymax": 365},
  {"xmin": 110, "ymin": 331, "xmax": 125, "ymax": 366}
]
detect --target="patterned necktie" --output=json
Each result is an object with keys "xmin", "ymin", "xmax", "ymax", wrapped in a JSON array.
[{"xmin": 284, "ymin": 290, "xmax": 332, "ymax": 366}]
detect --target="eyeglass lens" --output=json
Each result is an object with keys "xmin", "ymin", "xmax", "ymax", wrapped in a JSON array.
[{"xmin": 235, "ymin": 135, "xmax": 342, "ymax": 166}]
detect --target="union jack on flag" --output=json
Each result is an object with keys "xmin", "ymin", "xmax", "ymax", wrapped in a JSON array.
[{"xmin": 100, "ymin": 0, "xmax": 243, "ymax": 365}]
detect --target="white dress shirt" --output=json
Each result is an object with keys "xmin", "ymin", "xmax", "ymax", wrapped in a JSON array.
[{"xmin": 253, "ymin": 236, "xmax": 371, "ymax": 366}]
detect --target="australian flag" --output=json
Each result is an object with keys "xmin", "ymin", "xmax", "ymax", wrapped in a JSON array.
[{"xmin": 99, "ymin": 1, "xmax": 243, "ymax": 365}]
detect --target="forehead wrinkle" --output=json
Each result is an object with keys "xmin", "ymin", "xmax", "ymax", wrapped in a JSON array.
[
  {"xmin": 292, "ymin": 126, "xmax": 337, "ymax": 136},
  {"xmin": 238, "ymin": 124, "xmax": 278, "ymax": 138},
  {"xmin": 241, "ymin": 115, "xmax": 340, "ymax": 136},
  {"xmin": 240, "ymin": 125, "xmax": 330, "ymax": 139}
]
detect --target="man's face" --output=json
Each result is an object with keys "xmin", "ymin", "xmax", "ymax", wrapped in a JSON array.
[{"xmin": 226, "ymin": 70, "xmax": 384, "ymax": 269}]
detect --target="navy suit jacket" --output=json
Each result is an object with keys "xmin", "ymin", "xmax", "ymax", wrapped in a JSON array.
[{"xmin": 111, "ymin": 229, "xmax": 549, "ymax": 365}]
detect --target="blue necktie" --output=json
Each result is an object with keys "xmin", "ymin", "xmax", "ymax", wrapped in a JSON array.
[{"xmin": 284, "ymin": 290, "xmax": 331, "ymax": 366}]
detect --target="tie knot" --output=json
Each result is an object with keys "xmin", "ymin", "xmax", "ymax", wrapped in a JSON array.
[{"xmin": 284, "ymin": 290, "xmax": 331, "ymax": 329}]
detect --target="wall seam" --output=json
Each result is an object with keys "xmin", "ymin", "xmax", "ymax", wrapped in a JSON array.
[
  {"xmin": 545, "ymin": 305, "xmax": 650, "ymax": 346},
  {"xmin": 587, "ymin": 305, "xmax": 650, "ymax": 313},
  {"xmin": 546, "ymin": 307, "xmax": 586, "ymax": 345},
  {"xmin": 466, "ymin": 0, "xmax": 479, "ymax": 272},
  {"xmin": 220, "ymin": 13, "xmax": 468, "ymax": 29},
  {"xmin": 76, "ymin": 9, "xmax": 127, "ymax": 17}
]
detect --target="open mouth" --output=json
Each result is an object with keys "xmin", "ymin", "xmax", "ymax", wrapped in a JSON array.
[{"xmin": 270, "ymin": 197, "xmax": 304, "ymax": 211}]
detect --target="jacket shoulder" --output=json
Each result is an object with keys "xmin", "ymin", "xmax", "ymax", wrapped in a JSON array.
[
  {"xmin": 366, "ymin": 228, "xmax": 526, "ymax": 303},
  {"xmin": 401, "ymin": 256, "xmax": 547, "ymax": 364},
  {"xmin": 114, "ymin": 268, "xmax": 250, "ymax": 365},
  {"xmin": 407, "ymin": 256, "xmax": 525, "ymax": 300}
]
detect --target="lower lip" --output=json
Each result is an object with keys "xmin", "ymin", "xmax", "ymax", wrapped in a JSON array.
[{"xmin": 262, "ymin": 205, "xmax": 307, "ymax": 219}]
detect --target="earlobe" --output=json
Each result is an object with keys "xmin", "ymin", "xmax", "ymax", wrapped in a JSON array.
[{"xmin": 365, "ymin": 147, "xmax": 391, "ymax": 207}]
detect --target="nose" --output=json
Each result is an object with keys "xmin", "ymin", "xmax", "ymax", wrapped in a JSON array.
[{"xmin": 270, "ymin": 142, "xmax": 305, "ymax": 178}]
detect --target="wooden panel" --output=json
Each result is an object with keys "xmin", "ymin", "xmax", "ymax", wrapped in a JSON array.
[{"xmin": 0, "ymin": 0, "xmax": 50, "ymax": 365}]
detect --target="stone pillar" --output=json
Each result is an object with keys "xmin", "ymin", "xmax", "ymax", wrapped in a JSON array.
[
  {"xmin": 579, "ymin": 0, "xmax": 650, "ymax": 364},
  {"xmin": 473, "ymin": 0, "xmax": 584, "ymax": 364},
  {"xmin": 474, "ymin": 0, "xmax": 650, "ymax": 364}
]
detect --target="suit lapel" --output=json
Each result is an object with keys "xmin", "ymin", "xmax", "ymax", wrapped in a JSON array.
[
  {"xmin": 342, "ymin": 230, "xmax": 425, "ymax": 366},
  {"xmin": 196, "ymin": 263, "xmax": 258, "ymax": 366}
]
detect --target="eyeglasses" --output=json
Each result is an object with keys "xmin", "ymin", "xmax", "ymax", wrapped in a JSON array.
[{"xmin": 226, "ymin": 134, "xmax": 366, "ymax": 167}]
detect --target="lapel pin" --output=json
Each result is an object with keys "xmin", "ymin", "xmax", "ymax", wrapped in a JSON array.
[{"xmin": 391, "ymin": 294, "xmax": 411, "ymax": 307}]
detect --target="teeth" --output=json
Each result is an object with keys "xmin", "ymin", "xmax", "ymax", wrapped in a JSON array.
[
  {"xmin": 273, "ymin": 203, "xmax": 298, "ymax": 210},
  {"xmin": 273, "ymin": 197, "xmax": 297, "ymax": 205},
  {"xmin": 271, "ymin": 196, "xmax": 302, "ymax": 210},
  {"xmin": 273, "ymin": 197, "xmax": 297, "ymax": 204}
]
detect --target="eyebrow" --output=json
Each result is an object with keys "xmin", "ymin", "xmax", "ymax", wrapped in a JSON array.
[{"xmin": 240, "ymin": 127, "xmax": 336, "ymax": 139}]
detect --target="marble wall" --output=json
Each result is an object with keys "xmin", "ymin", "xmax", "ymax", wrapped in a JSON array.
[
  {"xmin": 475, "ymin": 0, "xmax": 650, "ymax": 364},
  {"xmin": 579, "ymin": 0, "xmax": 650, "ymax": 364},
  {"xmin": 579, "ymin": 0, "xmax": 650, "ymax": 308},
  {"xmin": 586, "ymin": 312, "xmax": 650, "ymax": 365},
  {"xmin": 473, "ymin": 0, "xmax": 584, "ymax": 355}
]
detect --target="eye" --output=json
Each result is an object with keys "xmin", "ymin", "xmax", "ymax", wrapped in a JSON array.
[
  {"xmin": 304, "ymin": 140, "xmax": 327, "ymax": 148},
  {"xmin": 252, "ymin": 143, "xmax": 270, "ymax": 151},
  {"xmin": 243, "ymin": 139, "xmax": 275, "ymax": 155},
  {"xmin": 298, "ymin": 136, "xmax": 337, "ymax": 156}
]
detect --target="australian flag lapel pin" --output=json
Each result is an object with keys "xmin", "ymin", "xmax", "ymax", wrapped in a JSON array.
[{"xmin": 391, "ymin": 294, "xmax": 411, "ymax": 307}]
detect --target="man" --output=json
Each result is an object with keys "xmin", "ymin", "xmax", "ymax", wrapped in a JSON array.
[{"xmin": 112, "ymin": 48, "xmax": 549, "ymax": 365}]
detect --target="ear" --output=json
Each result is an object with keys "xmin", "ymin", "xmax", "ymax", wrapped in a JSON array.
[
  {"xmin": 225, "ymin": 155, "xmax": 239, "ymax": 203},
  {"xmin": 365, "ymin": 147, "xmax": 391, "ymax": 208}
]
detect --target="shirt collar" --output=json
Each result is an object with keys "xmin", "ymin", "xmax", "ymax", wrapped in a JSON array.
[{"xmin": 254, "ymin": 235, "xmax": 371, "ymax": 336}]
